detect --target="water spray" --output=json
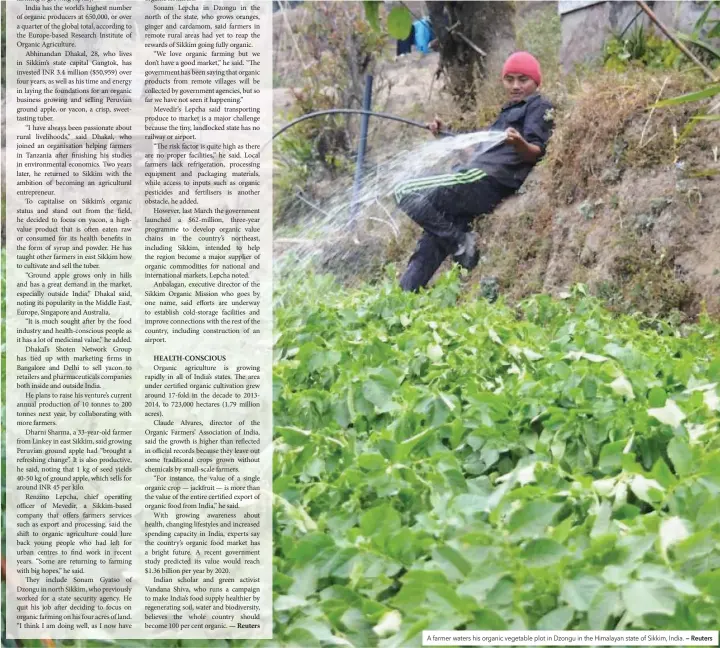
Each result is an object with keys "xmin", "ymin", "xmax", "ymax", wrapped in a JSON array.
[
  {"xmin": 266, "ymin": 108, "xmax": 455, "ymax": 151},
  {"xmin": 271, "ymin": 110, "xmax": 508, "ymax": 274}
]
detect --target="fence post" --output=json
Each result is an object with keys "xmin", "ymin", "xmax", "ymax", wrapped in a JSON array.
[{"xmin": 350, "ymin": 74, "xmax": 374, "ymax": 223}]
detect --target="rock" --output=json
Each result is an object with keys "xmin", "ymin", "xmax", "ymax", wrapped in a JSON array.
[
  {"xmin": 601, "ymin": 167, "xmax": 622, "ymax": 184},
  {"xmin": 578, "ymin": 200, "xmax": 601, "ymax": 220},
  {"xmin": 650, "ymin": 197, "xmax": 672, "ymax": 216},
  {"xmin": 634, "ymin": 212, "xmax": 654, "ymax": 232}
]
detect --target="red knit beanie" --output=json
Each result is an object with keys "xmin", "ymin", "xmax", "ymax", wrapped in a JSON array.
[{"xmin": 501, "ymin": 51, "xmax": 542, "ymax": 87}]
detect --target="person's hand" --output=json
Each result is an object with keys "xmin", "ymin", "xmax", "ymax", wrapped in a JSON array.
[
  {"xmin": 505, "ymin": 127, "xmax": 543, "ymax": 162},
  {"xmin": 504, "ymin": 127, "xmax": 525, "ymax": 148},
  {"xmin": 428, "ymin": 117, "xmax": 444, "ymax": 137}
]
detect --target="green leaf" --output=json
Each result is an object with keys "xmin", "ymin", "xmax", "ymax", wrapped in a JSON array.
[
  {"xmin": 275, "ymin": 494, "xmax": 318, "ymax": 534},
  {"xmin": 636, "ymin": 564, "xmax": 700, "ymax": 596},
  {"xmin": 551, "ymin": 436, "xmax": 566, "ymax": 461},
  {"xmin": 433, "ymin": 545, "xmax": 472, "ymax": 580},
  {"xmin": 673, "ymin": 529, "xmax": 716, "ymax": 563},
  {"xmin": 651, "ymin": 457, "xmax": 677, "ymax": 489},
  {"xmin": 275, "ymin": 594, "xmax": 309, "ymax": 611},
  {"xmin": 535, "ymin": 606, "xmax": 574, "ymax": 631},
  {"xmin": 648, "ymin": 399, "xmax": 686, "ymax": 427},
  {"xmin": 599, "ymin": 440, "xmax": 625, "ymax": 473},
  {"xmin": 427, "ymin": 343, "xmax": 444, "ymax": 362},
  {"xmin": 602, "ymin": 565, "xmax": 630, "ymax": 586},
  {"xmin": 667, "ymin": 437, "xmax": 693, "ymax": 476},
  {"xmin": 551, "ymin": 515, "xmax": 575, "ymax": 544},
  {"xmin": 288, "ymin": 533, "xmax": 335, "ymax": 563},
  {"xmin": 363, "ymin": 379, "xmax": 398, "ymax": 413},
  {"xmin": 565, "ymin": 350, "xmax": 609, "ymax": 363},
  {"xmin": 676, "ymin": 32, "xmax": 720, "ymax": 60},
  {"xmin": 276, "ymin": 425, "xmax": 312, "ymax": 446},
  {"xmin": 507, "ymin": 501, "xmax": 561, "ymax": 539},
  {"xmin": 629, "ymin": 475, "xmax": 665, "ymax": 504},
  {"xmin": 691, "ymin": 114, "xmax": 720, "ymax": 122},
  {"xmin": 654, "ymin": 84, "xmax": 720, "ymax": 107},
  {"xmin": 659, "ymin": 516, "xmax": 691, "ymax": 562},
  {"xmin": 561, "ymin": 575, "xmax": 604, "ymax": 612},
  {"xmin": 358, "ymin": 453, "xmax": 385, "ymax": 471},
  {"xmin": 288, "ymin": 616, "xmax": 341, "ymax": 644},
  {"xmin": 696, "ymin": 569, "xmax": 720, "ymax": 598},
  {"xmin": 591, "ymin": 500, "xmax": 612, "ymax": 538},
  {"xmin": 583, "ymin": 376, "xmax": 598, "ymax": 400},
  {"xmin": 387, "ymin": 6, "xmax": 413, "ymax": 40},
  {"xmin": 697, "ymin": 498, "xmax": 720, "ymax": 528},
  {"xmin": 521, "ymin": 538, "xmax": 568, "ymax": 567},
  {"xmin": 610, "ymin": 375, "xmax": 634, "ymax": 399},
  {"xmin": 588, "ymin": 587, "xmax": 620, "ymax": 630},
  {"xmin": 471, "ymin": 608, "xmax": 507, "ymax": 630},
  {"xmin": 692, "ymin": 1, "xmax": 715, "ymax": 36},
  {"xmin": 648, "ymin": 387, "xmax": 667, "ymax": 407},
  {"xmin": 360, "ymin": 504, "xmax": 401, "ymax": 538},
  {"xmin": 457, "ymin": 570, "xmax": 508, "ymax": 604},
  {"xmin": 622, "ymin": 581, "xmax": 677, "ymax": 618},
  {"xmin": 488, "ymin": 328, "xmax": 503, "ymax": 345},
  {"xmin": 363, "ymin": 0, "xmax": 381, "ymax": 31},
  {"xmin": 288, "ymin": 564, "xmax": 319, "ymax": 598}
]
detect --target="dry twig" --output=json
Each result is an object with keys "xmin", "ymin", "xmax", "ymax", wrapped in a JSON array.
[{"xmin": 640, "ymin": 76, "xmax": 669, "ymax": 148}]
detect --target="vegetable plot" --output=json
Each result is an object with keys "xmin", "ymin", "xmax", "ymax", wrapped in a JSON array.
[{"xmin": 270, "ymin": 269, "xmax": 720, "ymax": 648}]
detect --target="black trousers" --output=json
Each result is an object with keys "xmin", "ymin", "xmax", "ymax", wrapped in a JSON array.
[
  {"xmin": 393, "ymin": 169, "xmax": 512, "ymax": 292},
  {"xmin": 396, "ymin": 25, "xmax": 415, "ymax": 55}
]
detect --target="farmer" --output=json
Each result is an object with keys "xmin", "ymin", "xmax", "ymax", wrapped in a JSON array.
[{"xmin": 394, "ymin": 51, "xmax": 554, "ymax": 292}]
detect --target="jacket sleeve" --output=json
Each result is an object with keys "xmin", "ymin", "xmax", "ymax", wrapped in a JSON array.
[{"xmin": 523, "ymin": 99, "xmax": 554, "ymax": 157}]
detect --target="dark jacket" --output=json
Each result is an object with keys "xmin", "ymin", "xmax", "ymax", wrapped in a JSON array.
[{"xmin": 466, "ymin": 93, "xmax": 554, "ymax": 190}]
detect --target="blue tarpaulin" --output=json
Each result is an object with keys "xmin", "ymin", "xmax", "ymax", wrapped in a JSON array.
[{"xmin": 413, "ymin": 18, "xmax": 434, "ymax": 54}]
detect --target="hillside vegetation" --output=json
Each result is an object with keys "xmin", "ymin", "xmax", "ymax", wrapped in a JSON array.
[
  {"xmin": 273, "ymin": 3, "xmax": 720, "ymax": 321},
  {"xmin": 268, "ymin": 269, "xmax": 720, "ymax": 646}
]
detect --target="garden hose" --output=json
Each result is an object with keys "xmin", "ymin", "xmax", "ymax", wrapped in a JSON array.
[{"xmin": 266, "ymin": 108, "xmax": 454, "ymax": 152}]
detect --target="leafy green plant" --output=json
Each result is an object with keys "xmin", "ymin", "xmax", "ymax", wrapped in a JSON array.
[
  {"xmin": 677, "ymin": 0, "xmax": 720, "ymax": 61},
  {"xmin": 654, "ymin": 82, "xmax": 720, "ymax": 139},
  {"xmin": 604, "ymin": 25, "xmax": 685, "ymax": 72},
  {"xmin": 655, "ymin": 83, "xmax": 720, "ymax": 107},
  {"xmin": 362, "ymin": 1, "xmax": 413, "ymax": 40},
  {"xmin": 649, "ymin": 3, "xmax": 720, "ymax": 135},
  {"xmin": 266, "ymin": 269, "xmax": 720, "ymax": 646}
]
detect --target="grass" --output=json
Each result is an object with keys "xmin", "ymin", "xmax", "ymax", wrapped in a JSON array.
[
  {"xmin": 544, "ymin": 69, "xmax": 708, "ymax": 204},
  {"xmin": 608, "ymin": 233, "xmax": 697, "ymax": 319}
]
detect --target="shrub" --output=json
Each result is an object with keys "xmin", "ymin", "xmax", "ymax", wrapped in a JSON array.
[
  {"xmin": 604, "ymin": 25, "xmax": 685, "ymax": 72},
  {"xmin": 273, "ymin": 2, "xmax": 391, "ymax": 223}
]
